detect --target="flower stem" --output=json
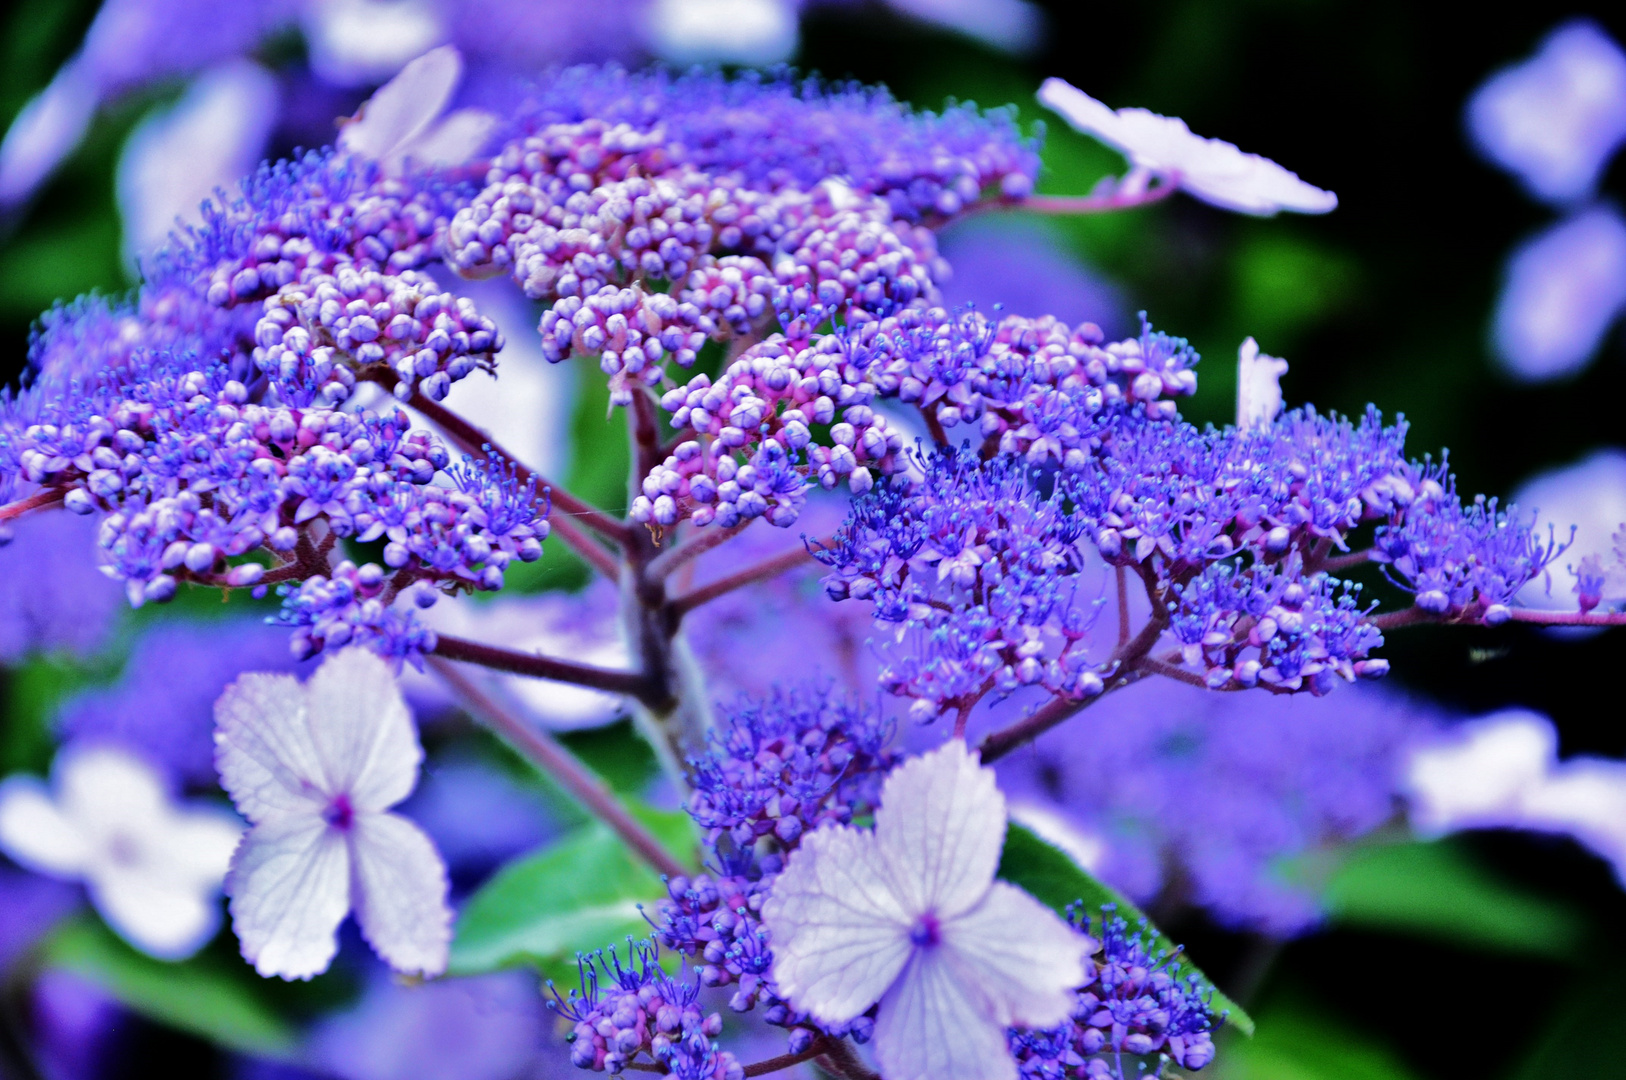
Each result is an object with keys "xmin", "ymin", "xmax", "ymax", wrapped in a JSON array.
[
  {"xmin": 741, "ymin": 1041, "xmax": 828, "ymax": 1078},
  {"xmin": 432, "ymin": 633, "xmax": 656, "ymax": 700},
  {"xmin": 1508, "ymin": 608, "xmax": 1626, "ymax": 626},
  {"xmin": 428, "ymin": 657, "xmax": 690, "ymax": 879},
  {"xmin": 0, "ymin": 488, "xmax": 64, "ymax": 522},
  {"xmin": 815, "ymin": 1038, "xmax": 880, "ymax": 1080},
  {"xmin": 670, "ymin": 543, "xmax": 819, "ymax": 617},
  {"xmin": 1016, "ymin": 181, "xmax": 1178, "ymax": 215}
]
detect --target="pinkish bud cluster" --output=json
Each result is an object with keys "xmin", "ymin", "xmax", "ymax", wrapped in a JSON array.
[
  {"xmin": 254, "ymin": 267, "xmax": 502, "ymax": 403},
  {"xmin": 539, "ymin": 285, "xmax": 712, "ymax": 405}
]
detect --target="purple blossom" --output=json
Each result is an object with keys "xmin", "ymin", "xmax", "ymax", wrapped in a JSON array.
[
  {"xmin": 994, "ymin": 678, "xmax": 1437, "ymax": 935},
  {"xmin": 1009, "ymin": 905, "xmax": 1218, "ymax": 1080},
  {"xmin": 0, "ymin": 510, "xmax": 123, "ymax": 663},
  {"xmin": 1491, "ymin": 206, "xmax": 1626, "ymax": 381}
]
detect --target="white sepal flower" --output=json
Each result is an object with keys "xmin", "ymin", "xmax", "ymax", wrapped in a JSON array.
[
  {"xmin": 0, "ymin": 744, "xmax": 242, "ymax": 960},
  {"xmin": 338, "ymin": 45, "xmax": 495, "ymax": 176},
  {"xmin": 763, "ymin": 740, "xmax": 1084, "ymax": 1080},
  {"xmin": 1038, "ymin": 78, "xmax": 1337, "ymax": 217},
  {"xmin": 214, "ymin": 647, "xmax": 452, "ymax": 980},
  {"xmin": 1236, "ymin": 337, "xmax": 1288, "ymax": 430}
]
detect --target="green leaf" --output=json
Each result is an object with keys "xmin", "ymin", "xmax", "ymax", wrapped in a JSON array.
[
  {"xmin": 1320, "ymin": 839, "xmax": 1586, "ymax": 959},
  {"xmin": 43, "ymin": 918, "xmax": 296, "ymax": 1056},
  {"xmin": 1214, "ymin": 996, "xmax": 1422, "ymax": 1080},
  {"xmin": 449, "ymin": 804, "xmax": 697, "ymax": 983},
  {"xmin": 997, "ymin": 822, "xmax": 1255, "ymax": 1036}
]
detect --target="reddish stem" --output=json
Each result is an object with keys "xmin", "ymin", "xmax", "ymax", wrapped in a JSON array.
[
  {"xmin": 1017, "ymin": 181, "xmax": 1178, "ymax": 215},
  {"xmin": 670, "ymin": 543, "xmax": 819, "ymax": 618},
  {"xmin": 433, "ymin": 633, "xmax": 656, "ymax": 701},
  {"xmin": 0, "ymin": 488, "xmax": 65, "ymax": 522},
  {"xmin": 428, "ymin": 658, "xmax": 688, "ymax": 879},
  {"xmin": 645, "ymin": 522, "xmax": 750, "ymax": 582},
  {"xmin": 1508, "ymin": 608, "xmax": 1626, "ymax": 626}
]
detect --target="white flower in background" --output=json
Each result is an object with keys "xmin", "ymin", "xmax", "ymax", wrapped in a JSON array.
[
  {"xmin": 1037, "ymin": 78, "xmax": 1338, "ymax": 217},
  {"xmin": 886, "ymin": 0, "xmax": 1042, "ymax": 55},
  {"xmin": 1236, "ymin": 336, "xmax": 1288, "ymax": 430},
  {"xmin": 1468, "ymin": 20, "xmax": 1626, "ymax": 206},
  {"xmin": 215, "ymin": 647, "xmax": 452, "ymax": 980},
  {"xmin": 338, "ymin": 45, "xmax": 496, "ymax": 177},
  {"xmin": 0, "ymin": 68, "xmax": 99, "ymax": 203},
  {"xmin": 1513, "ymin": 449, "xmax": 1626, "ymax": 609},
  {"xmin": 1406, "ymin": 710, "xmax": 1626, "ymax": 886},
  {"xmin": 116, "ymin": 59, "xmax": 280, "ymax": 267},
  {"xmin": 304, "ymin": 0, "xmax": 446, "ymax": 87},
  {"xmin": 763, "ymin": 740, "xmax": 1084, "ymax": 1080},
  {"xmin": 1491, "ymin": 206, "xmax": 1626, "ymax": 382},
  {"xmin": 0, "ymin": 744, "xmax": 241, "ymax": 959},
  {"xmin": 647, "ymin": 0, "xmax": 799, "ymax": 67}
]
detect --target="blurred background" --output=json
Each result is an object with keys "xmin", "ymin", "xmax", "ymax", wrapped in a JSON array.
[{"xmin": 2, "ymin": 1, "xmax": 1626, "ymax": 1078}]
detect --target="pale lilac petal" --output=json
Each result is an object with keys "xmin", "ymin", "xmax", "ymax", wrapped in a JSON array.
[
  {"xmin": 873, "ymin": 949, "xmax": 1016, "ymax": 1080},
  {"xmin": 874, "ymin": 741, "xmax": 1006, "ymax": 919},
  {"xmin": 1038, "ymin": 78, "xmax": 1336, "ymax": 217},
  {"xmin": 1236, "ymin": 336, "xmax": 1288, "ymax": 429},
  {"xmin": 886, "ymin": 0, "xmax": 1042, "ymax": 54},
  {"xmin": 1468, "ymin": 20, "xmax": 1626, "ymax": 205},
  {"xmin": 89, "ymin": 863, "xmax": 221, "ymax": 959},
  {"xmin": 1513, "ymin": 449, "xmax": 1626, "ymax": 608},
  {"xmin": 116, "ymin": 59, "xmax": 279, "ymax": 266},
  {"xmin": 305, "ymin": 648, "xmax": 421, "ymax": 813},
  {"xmin": 339, "ymin": 44, "xmax": 461, "ymax": 162},
  {"xmin": 349, "ymin": 813, "xmax": 452, "ymax": 977},
  {"xmin": 398, "ymin": 108, "xmax": 497, "ymax": 171},
  {"xmin": 647, "ymin": 0, "xmax": 799, "ymax": 67},
  {"xmin": 761, "ymin": 825, "xmax": 913, "ymax": 1024},
  {"xmin": 305, "ymin": 0, "xmax": 446, "ymax": 88},
  {"xmin": 0, "ymin": 776, "xmax": 89, "ymax": 876},
  {"xmin": 227, "ymin": 815, "xmax": 351, "ymax": 980},
  {"xmin": 57, "ymin": 745, "xmax": 170, "ymax": 839},
  {"xmin": 1520, "ymin": 759, "xmax": 1626, "ymax": 879},
  {"xmin": 163, "ymin": 809, "xmax": 246, "ymax": 888},
  {"xmin": 1492, "ymin": 206, "xmax": 1626, "ymax": 381},
  {"xmin": 1405, "ymin": 711, "xmax": 1556, "ymax": 834},
  {"xmin": 215, "ymin": 671, "xmax": 330, "ymax": 821},
  {"xmin": 941, "ymin": 881, "xmax": 1083, "ymax": 1028},
  {"xmin": 0, "ymin": 65, "xmax": 99, "ymax": 204}
]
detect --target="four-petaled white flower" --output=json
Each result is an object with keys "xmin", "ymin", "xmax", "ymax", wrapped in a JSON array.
[
  {"xmin": 1037, "ymin": 78, "xmax": 1338, "ymax": 217},
  {"xmin": 762, "ymin": 740, "xmax": 1084, "ymax": 1080},
  {"xmin": 0, "ymin": 744, "xmax": 242, "ymax": 959},
  {"xmin": 1236, "ymin": 337, "xmax": 1289, "ymax": 430},
  {"xmin": 214, "ymin": 647, "xmax": 452, "ymax": 980}
]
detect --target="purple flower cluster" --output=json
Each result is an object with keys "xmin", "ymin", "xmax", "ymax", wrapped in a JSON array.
[
  {"xmin": 1009, "ymin": 906, "xmax": 1218, "ymax": 1080},
  {"xmin": 549, "ymin": 938, "xmax": 741, "ymax": 1080},
  {"xmin": 688, "ymin": 685, "xmax": 895, "ymax": 868},
  {"xmin": 649, "ymin": 687, "xmax": 895, "ymax": 1054}
]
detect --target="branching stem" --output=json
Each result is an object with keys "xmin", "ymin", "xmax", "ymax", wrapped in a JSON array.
[
  {"xmin": 0, "ymin": 488, "xmax": 64, "ymax": 522},
  {"xmin": 670, "ymin": 543, "xmax": 820, "ymax": 617}
]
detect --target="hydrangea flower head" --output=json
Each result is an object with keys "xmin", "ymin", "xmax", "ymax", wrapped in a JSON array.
[
  {"xmin": 0, "ymin": 744, "xmax": 242, "ymax": 959},
  {"xmin": 762, "ymin": 739, "xmax": 1085, "ymax": 1080},
  {"xmin": 214, "ymin": 647, "xmax": 452, "ymax": 979},
  {"xmin": 1037, "ymin": 78, "xmax": 1337, "ymax": 216}
]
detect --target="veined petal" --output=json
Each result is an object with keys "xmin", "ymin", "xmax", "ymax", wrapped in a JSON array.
[
  {"xmin": 941, "ymin": 881, "xmax": 1084, "ymax": 1029},
  {"xmin": 339, "ymin": 45, "xmax": 461, "ymax": 163},
  {"xmin": 349, "ymin": 812, "xmax": 452, "ymax": 977},
  {"xmin": 874, "ymin": 740, "xmax": 1006, "ymax": 919},
  {"xmin": 306, "ymin": 648, "xmax": 421, "ymax": 813},
  {"xmin": 0, "ymin": 775, "xmax": 89, "ymax": 876},
  {"xmin": 227, "ymin": 815, "xmax": 350, "ymax": 980},
  {"xmin": 873, "ymin": 948, "xmax": 1017, "ymax": 1080},
  {"xmin": 215, "ymin": 671, "xmax": 330, "ymax": 821},
  {"xmin": 90, "ymin": 864, "xmax": 221, "ymax": 960},
  {"xmin": 762, "ymin": 824, "xmax": 913, "ymax": 1024}
]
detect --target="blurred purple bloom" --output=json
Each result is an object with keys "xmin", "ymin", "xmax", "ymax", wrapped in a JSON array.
[
  {"xmin": 57, "ymin": 617, "xmax": 310, "ymax": 786},
  {"xmin": 937, "ymin": 218, "xmax": 1129, "ymax": 335},
  {"xmin": 31, "ymin": 969, "xmax": 125, "ymax": 1080},
  {"xmin": 308, "ymin": 969, "xmax": 549, "ymax": 1080},
  {"xmin": 994, "ymin": 678, "xmax": 1437, "ymax": 936},
  {"xmin": 1491, "ymin": 206, "xmax": 1626, "ymax": 381},
  {"xmin": 1468, "ymin": 20, "xmax": 1626, "ymax": 205},
  {"xmin": 884, "ymin": 0, "xmax": 1042, "ymax": 53},
  {"xmin": 647, "ymin": 0, "xmax": 800, "ymax": 66},
  {"xmin": 0, "ymin": 510, "xmax": 122, "ymax": 664},
  {"xmin": 0, "ymin": 866, "xmax": 77, "ymax": 974},
  {"xmin": 1512, "ymin": 449, "xmax": 1626, "ymax": 609}
]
